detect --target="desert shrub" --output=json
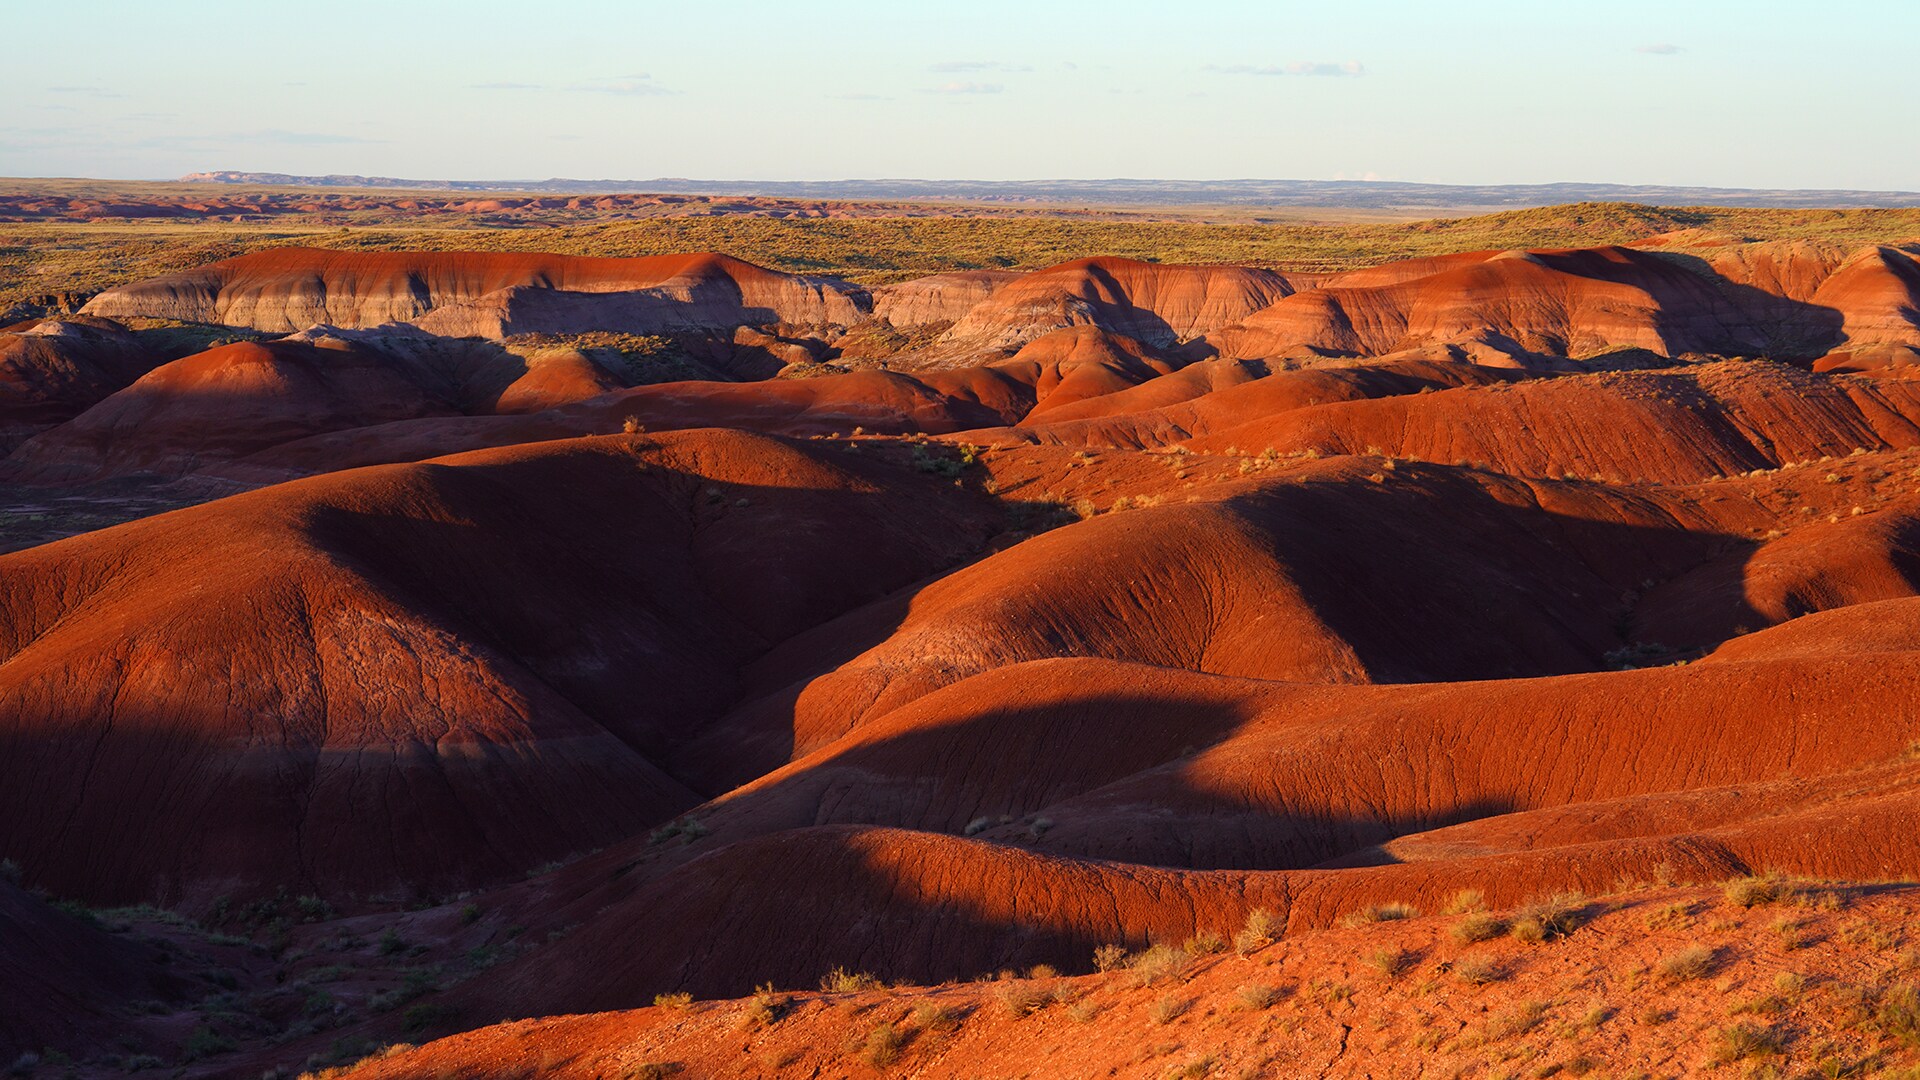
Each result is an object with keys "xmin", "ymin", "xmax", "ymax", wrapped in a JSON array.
[
  {"xmin": 1442, "ymin": 889, "xmax": 1487, "ymax": 915},
  {"xmin": 183, "ymin": 1025, "xmax": 234, "ymax": 1060},
  {"xmin": 1510, "ymin": 893, "xmax": 1585, "ymax": 943},
  {"xmin": 1714, "ymin": 1022, "xmax": 1785, "ymax": 1063},
  {"xmin": 862, "ymin": 1022, "xmax": 905, "ymax": 1068},
  {"xmin": 1487, "ymin": 1001, "xmax": 1549, "ymax": 1039},
  {"xmin": 1183, "ymin": 929, "xmax": 1227, "ymax": 955},
  {"xmin": 1878, "ymin": 984, "xmax": 1920, "ymax": 1048},
  {"xmin": 1367, "ymin": 948, "xmax": 1413, "ymax": 979},
  {"xmin": 819, "ymin": 967, "xmax": 882, "ymax": 993},
  {"xmin": 8, "ymin": 1054, "xmax": 39, "ymax": 1076},
  {"xmin": 1657, "ymin": 945, "xmax": 1716, "ymax": 981},
  {"xmin": 1027, "ymin": 963, "xmax": 1057, "ymax": 980},
  {"xmin": 1237, "ymin": 983, "xmax": 1283, "ymax": 1009},
  {"xmin": 1168, "ymin": 1057, "xmax": 1216, "ymax": 1079},
  {"xmin": 401, "ymin": 1002, "xmax": 456, "ymax": 1033},
  {"xmin": 1451, "ymin": 912, "xmax": 1507, "ymax": 943},
  {"xmin": 996, "ymin": 981, "xmax": 1050, "ymax": 1018},
  {"xmin": 913, "ymin": 1001, "xmax": 962, "ymax": 1033},
  {"xmin": 1092, "ymin": 943, "xmax": 1129, "ymax": 972},
  {"xmin": 376, "ymin": 930, "xmax": 406, "ymax": 956},
  {"xmin": 1129, "ymin": 943, "xmax": 1191, "ymax": 986},
  {"xmin": 1149, "ymin": 993, "xmax": 1188, "ymax": 1024},
  {"xmin": 1234, "ymin": 908, "xmax": 1278, "ymax": 954},
  {"xmin": 626, "ymin": 1064, "xmax": 679, "ymax": 1080},
  {"xmin": 652, "ymin": 991, "xmax": 693, "ymax": 1010},
  {"xmin": 737, "ymin": 984, "xmax": 786, "ymax": 1030},
  {"xmin": 1452, "ymin": 954, "xmax": 1506, "ymax": 986},
  {"xmin": 1725, "ymin": 872, "xmax": 1793, "ymax": 909},
  {"xmin": 1343, "ymin": 902, "xmax": 1419, "ymax": 926}
]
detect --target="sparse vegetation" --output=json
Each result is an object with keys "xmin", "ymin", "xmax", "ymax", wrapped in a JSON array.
[
  {"xmin": 1452, "ymin": 912, "xmax": 1507, "ymax": 943},
  {"xmin": 1714, "ymin": 1022, "xmax": 1785, "ymax": 1063},
  {"xmin": 1149, "ymin": 992, "xmax": 1188, "ymax": 1024},
  {"xmin": 862, "ymin": 1021, "xmax": 905, "ymax": 1068},
  {"xmin": 1237, "ymin": 982, "xmax": 1283, "ymax": 1009},
  {"xmin": 1510, "ymin": 893, "xmax": 1585, "ymax": 943},
  {"xmin": 652, "ymin": 991, "xmax": 694, "ymax": 1010},
  {"xmin": 1129, "ymin": 943, "xmax": 1192, "ymax": 986},
  {"xmin": 1233, "ymin": 908, "xmax": 1278, "ymax": 954},
  {"xmin": 820, "ymin": 967, "xmax": 883, "ymax": 994},
  {"xmin": 913, "ymin": 1001, "xmax": 963, "ymax": 1033},
  {"xmin": 1343, "ymin": 902, "xmax": 1419, "ymax": 926},
  {"xmin": 1656, "ymin": 944, "xmax": 1717, "ymax": 981},
  {"xmin": 1725, "ymin": 872, "xmax": 1794, "ymax": 908},
  {"xmin": 996, "ymin": 981, "xmax": 1051, "ymax": 1018},
  {"xmin": 1367, "ymin": 947, "xmax": 1414, "ymax": 979},
  {"xmin": 1452, "ymin": 954, "xmax": 1507, "ymax": 986},
  {"xmin": 1093, "ymin": 943, "xmax": 1130, "ymax": 972}
]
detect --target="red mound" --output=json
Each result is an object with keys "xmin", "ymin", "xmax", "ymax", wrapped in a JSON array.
[
  {"xmin": 0, "ymin": 331, "xmax": 635, "ymax": 484},
  {"xmin": 1207, "ymin": 243, "xmax": 1920, "ymax": 361},
  {"xmin": 0, "ymin": 882, "xmax": 183, "ymax": 1061},
  {"xmin": 1179, "ymin": 361, "xmax": 1920, "ymax": 483},
  {"xmin": 870, "ymin": 270, "xmax": 1023, "ymax": 327},
  {"xmin": 0, "ymin": 431, "xmax": 1001, "ymax": 906},
  {"xmin": 80, "ymin": 248, "xmax": 869, "ymax": 336},
  {"xmin": 0, "ymin": 317, "xmax": 161, "ymax": 449},
  {"xmin": 940, "ymin": 257, "xmax": 1309, "ymax": 353}
]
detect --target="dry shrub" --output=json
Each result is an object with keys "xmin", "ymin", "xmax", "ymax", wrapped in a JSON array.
[
  {"xmin": 1367, "ymin": 948, "xmax": 1414, "ymax": 979},
  {"xmin": 737, "ymin": 984, "xmax": 785, "ymax": 1030},
  {"xmin": 1451, "ymin": 912, "xmax": 1506, "ymax": 944},
  {"xmin": 1130, "ymin": 943, "xmax": 1191, "ymax": 986},
  {"xmin": 1149, "ymin": 992, "xmax": 1188, "ymax": 1024},
  {"xmin": 1237, "ymin": 983, "xmax": 1282, "ymax": 1009},
  {"xmin": 1343, "ymin": 902, "xmax": 1419, "ymax": 927},
  {"xmin": 1879, "ymin": 984, "xmax": 1920, "ymax": 1048},
  {"xmin": 1442, "ymin": 889, "xmax": 1488, "ymax": 915},
  {"xmin": 1234, "ymin": 908, "xmax": 1278, "ymax": 954},
  {"xmin": 862, "ymin": 1022, "xmax": 905, "ymax": 1068},
  {"xmin": 912, "ymin": 1001, "xmax": 962, "ymax": 1033},
  {"xmin": 996, "ymin": 981, "xmax": 1051, "ymax": 1019},
  {"xmin": 651, "ymin": 992, "xmax": 693, "ymax": 1010},
  {"xmin": 1452, "ymin": 954, "xmax": 1506, "ymax": 986},
  {"xmin": 1713, "ymin": 1022, "xmax": 1784, "ymax": 1063},
  {"xmin": 1656, "ymin": 945, "xmax": 1716, "ymax": 982},
  {"xmin": 1510, "ymin": 893, "xmax": 1585, "ymax": 943},
  {"xmin": 819, "ymin": 967, "xmax": 882, "ymax": 994},
  {"xmin": 1724, "ymin": 872, "xmax": 1793, "ymax": 909},
  {"xmin": 1184, "ymin": 930, "xmax": 1228, "ymax": 956},
  {"xmin": 1092, "ymin": 943, "xmax": 1129, "ymax": 972}
]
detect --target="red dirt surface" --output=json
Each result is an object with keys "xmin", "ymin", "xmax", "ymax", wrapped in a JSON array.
[
  {"xmin": 340, "ymin": 882, "xmax": 1920, "ymax": 1080},
  {"xmin": 7, "ymin": 238, "xmax": 1920, "ymax": 1079}
]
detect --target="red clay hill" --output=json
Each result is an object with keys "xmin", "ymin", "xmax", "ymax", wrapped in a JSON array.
[{"xmin": 3, "ymin": 234, "xmax": 1920, "ymax": 1078}]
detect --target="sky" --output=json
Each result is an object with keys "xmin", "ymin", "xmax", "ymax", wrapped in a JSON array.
[{"xmin": 3, "ymin": 0, "xmax": 1917, "ymax": 190}]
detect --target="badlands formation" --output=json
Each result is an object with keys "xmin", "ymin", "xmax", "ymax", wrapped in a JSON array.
[{"xmin": 2, "ymin": 222, "xmax": 1920, "ymax": 1078}]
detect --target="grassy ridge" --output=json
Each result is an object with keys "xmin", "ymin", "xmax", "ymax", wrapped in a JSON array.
[{"xmin": 5, "ymin": 202, "xmax": 1920, "ymax": 308}]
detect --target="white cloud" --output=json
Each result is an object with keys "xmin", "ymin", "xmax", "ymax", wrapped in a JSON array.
[
  {"xmin": 924, "ymin": 81, "xmax": 1004, "ymax": 95},
  {"xmin": 931, "ymin": 61, "xmax": 1032, "ymax": 73},
  {"xmin": 1208, "ymin": 61, "xmax": 1365, "ymax": 77},
  {"xmin": 569, "ymin": 74, "xmax": 673, "ymax": 96}
]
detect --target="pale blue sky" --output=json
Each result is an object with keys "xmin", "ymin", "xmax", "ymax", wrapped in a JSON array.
[{"xmin": 4, "ymin": 0, "xmax": 1916, "ymax": 188}]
